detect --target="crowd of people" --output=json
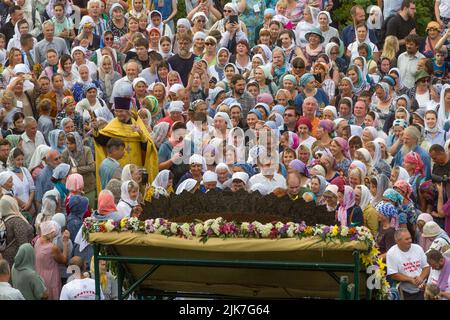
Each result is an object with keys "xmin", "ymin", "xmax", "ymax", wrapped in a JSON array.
[{"xmin": 0, "ymin": 0, "xmax": 450, "ymax": 300}]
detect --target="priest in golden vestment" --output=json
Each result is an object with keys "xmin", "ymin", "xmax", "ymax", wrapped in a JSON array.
[{"xmin": 93, "ymin": 96, "xmax": 158, "ymax": 193}]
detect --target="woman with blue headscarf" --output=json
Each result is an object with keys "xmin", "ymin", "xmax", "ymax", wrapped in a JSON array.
[
  {"xmin": 270, "ymin": 47, "xmax": 290, "ymax": 86},
  {"xmin": 51, "ymin": 163, "xmax": 71, "ymax": 214},
  {"xmin": 346, "ymin": 64, "xmax": 370, "ymax": 97},
  {"xmin": 375, "ymin": 201, "xmax": 398, "ymax": 258},
  {"xmin": 48, "ymin": 129, "xmax": 66, "ymax": 154},
  {"xmin": 296, "ymin": 73, "xmax": 329, "ymax": 113},
  {"xmin": 310, "ymin": 175, "xmax": 328, "ymax": 205}
]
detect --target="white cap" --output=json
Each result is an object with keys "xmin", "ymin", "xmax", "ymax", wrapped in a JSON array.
[
  {"xmin": 324, "ymin": 184, "xmax": 339, "ymax": 196},
  {"xmin": 168, "ymin": 101, "xmax": 184, "ymax": 113},
  {"xmin": 203, "ymin": 171, "xmax": 218, "ymax": 183},
  {"xmin": 192, "ymin": 12, "xmax": 209, "ymax": 23},
  {"xmin": 232, "ymin": 172, "xmax": 249, "ymax": 184},
  {"xmin": 169, "ymin": 83, "xmax": 184, "ymax": 94},
  {"xmin": 71, "ymin": 46, "xmax": 86, "ymax": 56},
  {"xmin": 132, "ymin": 77, "xmax": 147, "ymax": 88}
]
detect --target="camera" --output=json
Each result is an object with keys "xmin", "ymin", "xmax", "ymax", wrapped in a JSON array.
[
  {"xmin": 432, "ymin": 174, "xmax": 449, "ymax": 184},
  {"xmin": 139, "ymin": 168, "xmax": 149, "ymax": 184},
  {"xmin": 229, "ymin": 15, "xmax": 238, "ymax": 25}
]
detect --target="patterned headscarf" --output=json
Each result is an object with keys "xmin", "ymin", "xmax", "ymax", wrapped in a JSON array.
[
  {"xmin": 376, "ymin": 201, "xmax": 399, "ymax": 229},
  {"xmin": 418, "ymin": 180, "xmax": 437, "ymax": 202},
  {"xmin": 383, "ymin": 188, "xmax": 404, "ymax": 206},
  {"xmin": 403, "ymin": 152, "xmax": 425, "ymax": 176},
  {"xmin": 394, "ymin": 180, "xmax": 413, "ymax": 200},
  {"xmin": 337, "ymin": 186, "xmax": 355, "ymax": 227}
]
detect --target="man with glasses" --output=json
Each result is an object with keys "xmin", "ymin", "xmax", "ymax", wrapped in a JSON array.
[
  {"xmin": 385, "ymin": 0, "xmax": 416, "ymax": 54},
  {"xmin": 397, "ymin": 35, "xmax": 425, "ymax": 89},
  {"xmin": 20, "ymin": 117, "xmax": 47, "ymax": 168},
  {"xmin": 282, "ymin": 106, "xmax": 299, "ymax": 133}
]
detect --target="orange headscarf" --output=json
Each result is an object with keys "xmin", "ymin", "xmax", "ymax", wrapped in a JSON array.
[{"xmin": 97, "ymin": 190, "xmax": 117, "ymax": 215}]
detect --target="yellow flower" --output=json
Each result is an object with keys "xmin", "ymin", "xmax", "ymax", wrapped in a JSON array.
[
  {"xmin": 331, "ymin": 225, "xmax": 339, "ymax": 237},
  {"xmin": 120, "ymin": 217, "xmax": 128, "ymax": 229},
  {"xmin": 370, "ymin": 246, "xmax": 379, "ymax": 258},
  {"xmin": 304, "ymin": 226, "xmax": 313, "ymax": 236},
  {"xmin": 377, "ymin": 258, "xmax": 386, "ymax": 272},
  {"xmin": 360, "ymin": 253, "xmax": 373, "ymax": 268}
]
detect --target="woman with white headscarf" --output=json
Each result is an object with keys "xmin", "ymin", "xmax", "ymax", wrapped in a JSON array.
[
  {"xmin": 7, "ymin": 19, "xmax": 37, "ymax": 52},
  {"xmin": 117, "ymin": 180, "xmax": 140, "ymax": 218},
  {"xmin": 355, "ymin": 184, "xmax": 378, "ymax": 235},
  {"xmin": 316, "ymin": 11, "xmax": 339, "ymax": 45},
  {"xmin": 177, "ymin": 154, "xmax": 207, "ymax": 186},
  {"xmin": 209, "ymin": 48, "xmax": 230, "ymax": 82},
  {"xmin": 175, "ymin": 178, "xmax": 199, "ymax": 195},
  {"xmin": 0, "ymin": 171, "xmax": 14, "ymax": 197},
  {"xmin": 366, "ymin": 5, "xmax": 383, "ymax": 43},
  {"xmin": 35, "ymin": 189, "xmax": 60, "ymax": 232},
  {"xmin": 144, "ymin": 169, "xmax": 174, "ymax": 201},
  {"xmin": 73, "ymin": 15, "xmax": 101, "ymax": 52},
  {"xmin": 215, "ymin": 163, "xmax": 232, "ymax": 189},
  {"xmin": 98, "ymin": 54, "xmax": 122, "ymax": 103},
  {"xmin": 437, "ymin": 84, "xmax": 450, "ymax": 131}
]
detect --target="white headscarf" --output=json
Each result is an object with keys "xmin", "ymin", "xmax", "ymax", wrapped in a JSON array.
[
  {"xmin": 366, "ymin": 5, "xmax": 383, "ymax": 30},
  {"xmin": 189, "ymin": 154, "xmax": 207, "ymax": 172},
  {"xmin": 396, "ymin": 166, "xmax": 411, "ymax": 182},
  {"xmin": 357, "ymin": 185, "xmax": 373, "ymax": 211},
  {"xmin": 371, "ymin": 141, "xmax": 382, "ymax": 165},
  {"xmin": 121, "ymin": 164, "xmax": 134, "ymax": 182},
  {"xmin": 0, "ymin": 171, "xmax": 13, "ymax": 186},
  {"xmin": 438, "ymin": 84, "xmax": 450, "ymax": 130},
  {"xmin": 120, "ymin": 180, "xmax": 139, "ymax": 207},
  {"xmin": 151, "ymin": 170, "xmax": 171, "ymax": 199},
  {"xmin": 214, "ymin": 112, "xmax": 232, "ymax": 129},
  {"xmin": 175, "ymin": 178, "xmax": 198, "ymax": 195}
]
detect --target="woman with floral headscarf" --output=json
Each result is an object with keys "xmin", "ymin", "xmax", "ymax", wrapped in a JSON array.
[
  {"xmin": 309, "ymin": 175, "xmax": 328, "ymax": 205},
  {"xmin": 375, "ymin": 201, "xmax": 398, "ymax": 259},
  {"xmin": 337, "ymin": 185, "xmax": 363, "ymax": 227}
]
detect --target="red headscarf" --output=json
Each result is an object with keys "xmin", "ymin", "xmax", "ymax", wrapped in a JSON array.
[
  {"xmin": 394, "ymin": 180, "xmax": 413, "ymax": 200},
  {"xmin": 403, "ymin": 152, "xmax": 425, "ymax": 176},
  {"xmin": 98, "ymin": 190, "xmax": 117, "ymax": 215},
  {"xmin": 296, "ymin": 116, "xmax": 312, "ymax": 132}
]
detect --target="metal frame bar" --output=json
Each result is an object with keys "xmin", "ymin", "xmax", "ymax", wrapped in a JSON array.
[{"xmin": 93, "ymin": 243, "xmax": 364, "ymax": 300}]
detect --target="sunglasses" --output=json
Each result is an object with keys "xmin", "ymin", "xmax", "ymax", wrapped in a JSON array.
[
  {"xmin": 205, "ymin": 42, "xmax": 215, "ymax": 46},
  {"xmin": 105, "ymin": 37, "xmax": 113, "ymax": 41},
  {"xmin": 196, "ymin": 19, "xmax": 206, "ymax": 23},
  {"xmin": 428, "ymin": 28, "xmax": 439, "ymax": 32}
]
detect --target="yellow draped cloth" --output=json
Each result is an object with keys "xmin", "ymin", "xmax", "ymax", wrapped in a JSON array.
[{"xmin": 94, "ymin": 114, "xmax": 158, "ymax": 194}]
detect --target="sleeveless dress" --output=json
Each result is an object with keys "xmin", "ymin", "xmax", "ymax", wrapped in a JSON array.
[{"xmin": 35, "ymin": 237, "xmax": 61, "ymax": 300}]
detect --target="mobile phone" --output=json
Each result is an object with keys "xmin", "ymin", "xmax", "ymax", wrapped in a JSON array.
[
  {"xmin": 313, "ymin": 73, "xmax": 322, "ymax": 83},
  {"xmin": 229, "ymin": 15, "xmax": 238, "ymax": 25}
]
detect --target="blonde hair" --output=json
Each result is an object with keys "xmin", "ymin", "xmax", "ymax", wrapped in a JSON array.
[
  {"xmin": 276, "ymin": 0, "xmax": 287, "ymax": 9},
  {"xmin": 381, "ymin": 36, "xmax": 400, "ymax": 61},
  {"xmin": 127, "ymin": 180, "xmax": 139, "ymax": 192}
]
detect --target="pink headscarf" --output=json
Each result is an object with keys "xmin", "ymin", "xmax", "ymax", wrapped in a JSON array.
[
  {"xmin": 417, "ymin": 213, "xmax": 434, "ymax": 251},
  {"xmin": 337, "ymin": 186, "xmax": 355, "ymax": 227},
  {"xmin": 333, "ymin": 137, "xmax": 351, "ymax": 159},
  {"xmin": 394, "ymin": 180, "xmax": 413, "ymax": 200},
  {"xmin": 403, "ymin": 152, "xmax": 424, "ymax": 176},
  {"xmin": 66, "ymin": 173, "xmax": 84, "ymax": 193},
  {"xmin": 97, "ymin": 190, "xmax": 118, "ymax": 215},
  {"xmin": 288, "ymin": 131, "xmax": 300, "ymax": 150}
]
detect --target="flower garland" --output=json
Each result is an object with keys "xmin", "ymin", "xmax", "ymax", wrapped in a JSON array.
[{"xmin": 82, "ymin": 217, "xmax": 390, "ymax": 299}]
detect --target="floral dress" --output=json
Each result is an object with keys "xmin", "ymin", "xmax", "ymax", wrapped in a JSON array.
[
  {"xmin": 285, "ymin": 0, "xmax": 307, "ymax": 28},
  {"xmin": 238, "ymin": 0, "xmax": 266, "ymax": 47}
]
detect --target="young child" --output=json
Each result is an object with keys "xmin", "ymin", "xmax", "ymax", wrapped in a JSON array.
[
  {"xmin": 432, "ymin": 47, "xmax": 450, "ymax": 82},
  {"xmin": 51, "ymin": 2, "xmax": 75, "ymax": 47},
  {"xmin": 117, "ymin": 180, "xmax": 140, "ymax": 218},
  {"xmin": 37, "ymin": 99, "xmax": 55, "ymax": 142},
  {"xmin": 99, "ymin": 138, "xmax": 125, "ymax": 189}
]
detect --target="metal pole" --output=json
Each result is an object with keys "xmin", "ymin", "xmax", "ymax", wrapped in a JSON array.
[
  {"xmin": 339, "ymin": 276, "xmax": 348, "ymax": 300},
  {"xmin": 117, "ymin": 263, "xmax": 124, "ymax": 300},
  {"xmin": 93, "ymin": 243, "xmax": 101, "ymax": 300},
  {"xmin": 353, "ymin": 251, "xmax": 360, "ymax": 300}
]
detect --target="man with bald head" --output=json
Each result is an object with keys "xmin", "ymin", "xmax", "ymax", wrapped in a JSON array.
[
  {"xmin": 60, "ymin": 256, "xmax": 103, "ymax": 300},
  {"xmin": 35, "ymin": 149, "xmax": 62, "ymax": 210}
]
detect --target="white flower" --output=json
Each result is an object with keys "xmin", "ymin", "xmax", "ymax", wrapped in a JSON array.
[
  {"xmin": 314, "ymin": 228, "xmax": 324, "ymax": 236},
  {"xmin": 194, "ymin": 223, "xmax": 204, "ymax": 236},
  {"xmin": 287, "ymin": 225, "xmax": 296, "ymax": 237},
  {"xmin": 211, "ymin": 222, "xmax": 220, "ymax": 235},
  {"xmin": 105, "ymin": 220, "xmax": 115, "ymax": 232},
  {"xmin": 275, "ymin": 222, "xmax": 284, "ymax": 230},
  {"xmin": 180, "ymin": 223, "xmax": 191, "ymax": 237},
  {"xmin": 340, "ymin": 226, "xmax": 349, "ymax": 237},
  {"xmin": 154, "ymin": 219, "xmax": 161, "ymax": 228},
  {"xmin": 241, "ymin": 222, "xmax": 250, "ymax": 232},
  {"xmin": 204, "ymin": 219, "xmax": 215, "ymax": 230},
  {"xmin": 170, "ymin": 223, "xmax": 178, "ymax": 234}
]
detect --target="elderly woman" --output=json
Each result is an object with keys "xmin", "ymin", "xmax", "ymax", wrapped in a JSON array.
[
  {"xmin": 403, "ymin": 152, "xmax": 426, "ymax": 201},
  {"xmin": 35, "ymin": 221, "xmax": 70, "ymax": 300},
  {"xmin": 55, "ymin": 96, "xmax": 83, "ymax": 136},
  {"xmin": 300, "ymin": 27, "xmax": 325, "ymax": 67},
  {"xmin": 144, "ymin": 169, "xmax": 174, "ymax": 202},
  {"xmin": 177, "ymin": 154, "xmax": 207, "ymax": 186},
  {"xmin": 348, "ymin": 167, "xmax": 365, "ymax": 190},
  {"xmin": 355, "ymin": 184, "xmax": 378, "ymax": 235},
  {"xmin": 51, "ymin": 163, "xmax": 71, "ymax": 213},
  {"xmin": 176, "ymin": 178, "xmax": 200, "ymax": 195},
  {"xmin": 309, "ymin": 175, "xmax": 328, "ymax": 205},
  {"xmin": 12, "ymin": 243, "xmax": 48, "ymax": 300},
  {"xmin": 0, "ymin": 195, "xmax": 33, "ymax": 268},
  {"xmin": 372, "ymin": 82, "xmax": 394, "ymax": 128},
  {"xmin": 73, "ymin": 15, "xmax": 101, "ymax": 52},
  {"xmin": 423, "ymin": 21, "xmax": 443, "ymax": 58},
  {"xmin": 48, "ymin": 129, "xmax": 66, "ymax": 155},
  {"xmin": 71, "ymin": 65, "xmax": 102, "ymax": 103},
  {"xmin": 62, "ymin": 132, "xmax": 96, "ymax": 207}
]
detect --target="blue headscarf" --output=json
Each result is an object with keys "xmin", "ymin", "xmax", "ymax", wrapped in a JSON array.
[
  {"xmin": 48, "ymin": 129, "xmax": 66, "ymax": 154},
  {"xmin": 300, "ymin": 73, "xmax": 315, "ymax": 87},
  {"xmin": 383, "ymin": 188, "xmax": 404, "ymax": 206},
  {"xmin": 66, "ymin": 195, "xmax": 89, "ymax": 242}
]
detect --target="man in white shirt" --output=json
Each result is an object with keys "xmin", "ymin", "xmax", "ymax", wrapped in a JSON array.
[
  {"xmin": 0, "ymin": 259, "xmax": 25, "ymax": 300},
  {"xmin": 426, "ymin": 249, "xmax": 450, "ymax": 300},
  {"xmin": 387, "ymin": 228, "xmax": 430, "ymax": 300},
  {"xmin": 60, "ymin": 256, "xmax": 104, "ymax": 300},
  {"xmin": 249, "ymin": 156, "xmax": 287, "ymax": 192},
  {"xmin": 397, "ymin": 35, "xmax": 425, "ymax": 89},
  {"xmin": 21, "ymin": 117, "xmax": 47, "ymax": 168}
]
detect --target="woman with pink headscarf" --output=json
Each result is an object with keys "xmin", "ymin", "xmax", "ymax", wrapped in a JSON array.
[
  {"xmin": 65, "ymin": 173, "xmax": 92, "ymax": 220},
  {"xmin": 394, "ymin": 179, "xmax": 420, "ymax": 240},
  {"xmin": 403, "ymin": 151, "xmax": 426, "ymax": 201},
  {"xmin": 314, "ymin": 119, "xmax": 334, "ymax": 148},
  {"xmin": 330, "ymin": 137, "xmax": 351, "ymax": 176},
  {"xmin": 416, "ymin": 213, "xmax": 434, "ymax": 252},
  {"xmin": 336, "ymin": 185, "xmax": 364, "ymax": 227}
]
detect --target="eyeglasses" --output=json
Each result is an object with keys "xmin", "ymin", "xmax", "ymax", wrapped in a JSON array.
[
  {"xmin": 420, "ymin": 78, "xmax": 430, "ymax": 83},
  {"xmin": 105, "ymin": 37, "xmax": 113, "ymax": 41},
  {"xmin": 284, "ymin": 113, "xmax": 295, "ymax": 117},
  {"xmin": 53, "ymin": 156, "xmax": 61, "ymax": 161},
  {"xmin": 427, "ymin": 28, "xmax": 439, "ymax": 32},
  {"xmin": 224, "ymin": 9, "xmax": 233, "ymax": 13},
  {"xmin": 205, "ymin": 42, "xmax": 215, "ymax": 46},
  {"xmin": 197, "ymin": 19, "xmax": 206, "ymax": 23}
]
